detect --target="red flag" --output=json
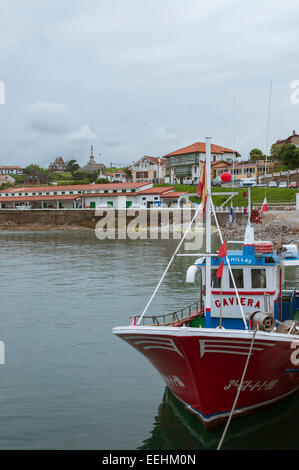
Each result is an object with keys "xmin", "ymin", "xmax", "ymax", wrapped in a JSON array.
[
  {"xmin": 216, "ymin": 259, "xmax": 224, "ymax": 278},
  {"xmin": 261, "ymin": 197, "xmax": 268, "ymax": 213},
  {"xmin": 257, "ymin": 197, "xmax": 268, "ymax": 222},
  {"xmin": 217, "ymin": 241, "xmax": 227, "ymax": 259}
]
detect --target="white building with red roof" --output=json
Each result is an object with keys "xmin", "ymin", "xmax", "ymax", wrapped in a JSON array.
[
  {"xmin": 0, "ymin": 182, "xmax": 189, "ymax": 209},
  {"xmin": 130, "ymin": 156, "xmax": 166, "ymax": 183},
  {"xmin": 163, "ymin": 141, "xmax": 240, "ymax": 184}
]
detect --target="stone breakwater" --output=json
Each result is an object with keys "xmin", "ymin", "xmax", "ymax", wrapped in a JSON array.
[
  {"xmin": 0, "ymin": 208, "xmax": 248, "ymax": 232},
  {"xmin": 0, "ymin": 209, "xmax": 297, "ymax": 244},
  {"xmin": 222, "ymin": 211, "xmax": 299, "ymax": 244}
]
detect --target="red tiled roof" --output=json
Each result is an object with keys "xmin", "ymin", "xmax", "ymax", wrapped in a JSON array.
[
  {"xmin": 0, "ymin": 182, "xmax": 149, "ymax": 194},
  {"xmin": 138, "ymin": 186, "xmax": 174, "ymax": 194},
  {"xmin": 80, "ymin": 192, "xmax": 138, "ymax": 198},
  {"xmin": 144, "ymin": 156, "xmax": 166, "ymax": 165},
  {"xmin": 80, "ymin": 187, "xmax": 175, "ymax": 197},
  {"xmin": 163, "ymin": 142, "xmax": 239, "ymax": 157},
  {"xmin": 0, "ymin": 166, "xmax": 23, "ymax": 170},
  {"xmin": 211, "ymin": 160, "xmax": 232, "ymax": 167},
  {"xmin": 0, "ymin": 194, "xmax": 80, "ymax": 202},
  {"xmin": 161, "ymin": 192, "xmax": 188, "ymax": 198},
  {"xmin": 131, "ymin": 156, "xmax": 166, "ymax": 166}
]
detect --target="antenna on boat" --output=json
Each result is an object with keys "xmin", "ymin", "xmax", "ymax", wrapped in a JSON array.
[
  {"xmin": 244, "ymin": 186, "xmax": 254, "ymax": 244},
  {"xmin": 205, "ymin": 137, "xmax": 212, "ymax": 326},
  {"xmin": 264, "ymin": 78, "xmax": 272, "ymax": 184}
]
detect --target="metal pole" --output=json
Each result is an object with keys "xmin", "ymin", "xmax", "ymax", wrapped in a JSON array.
[{"xmin": 205, "ymin": 137, "xmax": 212, "ymax": 327}]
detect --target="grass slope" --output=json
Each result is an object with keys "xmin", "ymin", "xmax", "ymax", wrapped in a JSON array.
[{"xmin": 155, "ymin": 184, "xmax": 297, "ymax": 206}]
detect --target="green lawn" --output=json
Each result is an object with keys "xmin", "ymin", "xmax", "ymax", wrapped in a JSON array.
[{"xmin": 155, "ymin": 184, "xmax": 298, "ymax": 206}]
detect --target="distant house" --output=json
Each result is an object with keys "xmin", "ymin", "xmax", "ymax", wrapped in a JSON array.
[
  {"xmin": 82, "ymin": 145, "xmax": 106, "ymax": 174},
  {"xmin": 275, "ymin": 130, "xmax": 299, "ymax": 147},
  {"xmin": 25, "ymin": 173, "xmax": 48, "ymax": 185},
  {"xmin": 130, "ymin": 156, "xmax": 165, "ymax": 183},
  {"xmin": 0, "ymin": 166, "xmax": 24, "ymax": 175},
  {"xmin": 163, "ymin": 142, "xmax": 240, "ymax": 184},
  {"xmin": 212, "ymin": 160, "xmax": 278, "ymax": 182},
  {"xmin": 0, "ymin": 175, "xmax": 15, "ymax": 186},
  {"xmin": 103, "ymin": 170, "xmax": 127, "ymax": 183},
  {"xmin": 49, "ymin": 157, "xmax": 66, "ymax": 173}
]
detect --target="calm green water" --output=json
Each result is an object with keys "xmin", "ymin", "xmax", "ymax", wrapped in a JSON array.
[{"xmin": 0, "ymin": 230, "xmax": 298, "ymax": 450}]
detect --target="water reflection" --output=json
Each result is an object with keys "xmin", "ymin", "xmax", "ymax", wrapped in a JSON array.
[{"xmin": 139, "ymin": 387, "xmax": 299, "ymax": 450}]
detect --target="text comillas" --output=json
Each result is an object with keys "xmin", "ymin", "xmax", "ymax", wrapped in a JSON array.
[{"xmin": 214, "ymin": 297, "xmax": 260, "ymax": 309}]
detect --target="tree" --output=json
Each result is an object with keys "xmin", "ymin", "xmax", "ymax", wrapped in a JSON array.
[
  {"xmin": 249, "ymin": 148, "xmax": 266, "ymax": 162},
  {"xmin": 96, "ymin": 177, "xmax": 110, "ymax": 184},
  {"xmin": 279, "ymin": 144, "xmax": 299, "ymax": 169},
  {"xmin": 24, "ymin": 164, "xmax": 48, "ymax": 175},
  {"xmin": 270, "ymin": 143, "xmax": 283, "ymax": 161},
  {"xmin": 65, "ymin": 159, "xmax": 80, "ymax": 173},
  {"xmin": 124, "ymin": 166, "xmax": 132, "ymax": 181}
]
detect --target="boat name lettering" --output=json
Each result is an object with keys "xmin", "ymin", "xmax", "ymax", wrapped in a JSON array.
[
  {"xmin": 224, "ymin": 379, "xmax": 279, "ymax": 392},
  {"xmin": 290, "ymin": 341, "xmax": 299, "ymax": 365},
  {"xmin": 215, "ymin": 298, "xmax": 260, "ymax": 308},
  {"xmin": 163, "ymin": 374, "xmax": 185, "ymax": 388},
  {"xmin": 229, "ymin": 256, "xmax": 252, "ymax": 264}
]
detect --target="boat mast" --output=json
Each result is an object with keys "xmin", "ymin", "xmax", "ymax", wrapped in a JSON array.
[
  {"xmin": 205, "ymin": 137, "xmax": 212, "ymax": 326},
  {"xmin": 245, "ymin": 185, "xmax": 254, "ymax": 244}
]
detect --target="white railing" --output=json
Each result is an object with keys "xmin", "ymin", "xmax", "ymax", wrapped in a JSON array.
[{"xmin": 266, "ymin": 168, "xmax": 299, "ymax": 177}]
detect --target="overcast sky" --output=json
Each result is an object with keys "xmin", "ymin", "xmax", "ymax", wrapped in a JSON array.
[{"xmin": 1, "ymin": 0, "xmax": 299, "ymax": 168}]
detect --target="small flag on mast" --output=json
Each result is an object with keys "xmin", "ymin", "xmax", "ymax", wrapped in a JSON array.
[
  {"xmin": 217, "ymin": 241, "xmax": 227, "ymax": 259},
  {"xmin": 216, "ymin": 259, "xmax": 224, "ymax": 278},
  {"xmin": 257, "ymin": 197, "xmax": 268, "ymax": 222},
  {"xmin": 229, "ymin": 205, "xmax": 234, "ymax": 224}
]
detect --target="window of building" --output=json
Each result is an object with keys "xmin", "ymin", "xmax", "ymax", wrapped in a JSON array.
[
  {"xmin": 229, "ymin": 269, "xmax": 244, "ymax": 288},
  {"xmin": 251, "ymin": 269, "xmax": 266, "ymax": 288}
]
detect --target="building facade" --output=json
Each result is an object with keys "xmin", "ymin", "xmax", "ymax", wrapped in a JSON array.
[
  {"xmin": 130, "ymin": 156, "xmax": 165, "ymax": 183},
  {"xmin": 275, "ymin": 130, "xmax": 299, "ymax": 147},
  {"xmin": 103, "ymin": 170, "xmax": 127, "ymax": 183},
  {"xmin": 212, "ymin": 160, "xmax": 278, "ymax": 182},
  {"xmin": 0, "ymin": 175, "xmax": 15, "ymax": 186},
  {"xmin": 0, "ymin": 182, "xmax": 189, "ymax": 209},
  {"xmin": 49, "ymin": 157, "xmax": 66, "ymax": 173},
  {"xmin": 0, "ymin": 166, "xmax": 24, "ymax": 175},
  {"xmin": 163, "ymin": 142, "xmax": 239, "ymax": 184}
]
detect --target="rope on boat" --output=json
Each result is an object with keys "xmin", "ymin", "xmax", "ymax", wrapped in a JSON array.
[
  {"xmin": 137, "ymin": 203, "xmax": 204, "ymax": 325},
  {"xmin": 217, "ymin": 328, "xmax": 257, "ymax": 450},
  {"xmin": 210, "ymin": 195, "xmax": 248, "ymax": 330}
]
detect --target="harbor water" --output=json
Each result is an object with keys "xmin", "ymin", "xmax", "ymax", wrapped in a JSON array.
[{"xmin": 0, "ymin": 230, "xmax": 298, "ymax": 450}]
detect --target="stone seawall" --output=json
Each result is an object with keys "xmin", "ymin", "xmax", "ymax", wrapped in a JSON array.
[{"xmin": 0, "ymin": 209, "xmax": 248, "ymax": 231}]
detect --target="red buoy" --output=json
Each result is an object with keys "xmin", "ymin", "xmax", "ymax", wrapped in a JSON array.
[{"xmin": 220, "ymin": 172, "xmax": 232, "ymax": 183}]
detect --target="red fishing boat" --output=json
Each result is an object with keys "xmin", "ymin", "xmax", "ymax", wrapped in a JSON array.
[{"xmin": 113, "ymin": 137, "xmax": 299, "ymax": 429}]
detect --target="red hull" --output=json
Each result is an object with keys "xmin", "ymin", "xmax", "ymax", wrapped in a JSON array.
[{"xmin": 113, "ymin": 326, "xmax": 299, "ymax": 427}]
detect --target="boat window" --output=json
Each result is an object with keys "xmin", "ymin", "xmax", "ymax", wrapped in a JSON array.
[
  {"xmin": 229, "ymin": 269, "xmax": 244, "ymax": 288},
  {"xmin": 251, "ymin": 269, "xmax": 266, "ymax": 288},
  {"xmin": 211, "ymin": 269, "xmax": 221, "ymax": 288}
]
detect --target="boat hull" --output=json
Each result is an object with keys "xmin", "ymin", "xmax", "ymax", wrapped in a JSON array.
[{"xmin": 113, "ymin": 326, "xmax": 299, "ymax": 427}]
